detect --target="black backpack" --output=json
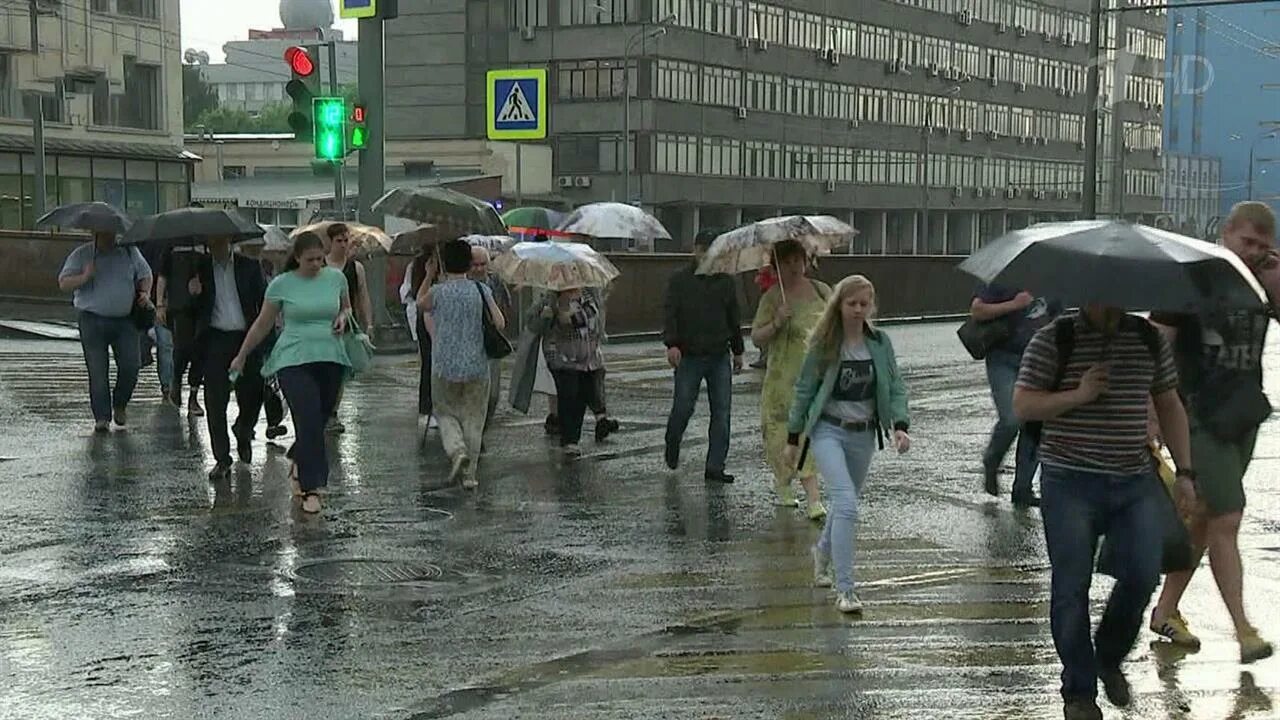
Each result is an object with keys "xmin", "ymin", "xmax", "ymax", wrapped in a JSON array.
[{"xmin": 1024, "ymin": 314, "xmax": 1162, "ymax": 440}]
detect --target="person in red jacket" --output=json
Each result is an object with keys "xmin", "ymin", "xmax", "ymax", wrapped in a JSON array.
[{"xmin": 751, "ymin": 261, "xmax": 777, "ymax": 369}]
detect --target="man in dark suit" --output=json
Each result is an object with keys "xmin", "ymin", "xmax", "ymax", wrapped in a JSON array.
[{"xmin": 191, "ymin": 235, "xmax": 269, "ymax": 480}]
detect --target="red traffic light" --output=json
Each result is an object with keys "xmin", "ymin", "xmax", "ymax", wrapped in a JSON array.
[
  {"xmin": 351, "ymin": 104, "xmax": 366, "ymax": 123},
  {"xmin": 284, "ymin": 46, "xmax": 315, "ymax": 77}
]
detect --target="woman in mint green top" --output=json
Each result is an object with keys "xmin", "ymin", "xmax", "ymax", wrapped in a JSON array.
[{"xmin": 232, "ymin": 232, "xmax": 351, "ymax": 514}]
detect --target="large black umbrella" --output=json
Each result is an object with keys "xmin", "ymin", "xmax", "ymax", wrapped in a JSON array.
[
  {"xmin": 372, "ymin": 187, "xmax": 505, "ymax": 237},
  {"xmin": 35, "ymin": 202, "xmax": 131, "ymax": 235},
  {"xmin": 120, "ymin": 208, "xmax": 265, "ymax": 246},
  {"xmin": 959, "ymin": 220, "xmax": 1267, "ymax": 313}
]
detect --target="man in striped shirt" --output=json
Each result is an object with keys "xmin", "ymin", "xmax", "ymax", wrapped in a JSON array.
[{"xmin": 1014, "ymin": 305, "xmax": 1194, "ymax": 720}]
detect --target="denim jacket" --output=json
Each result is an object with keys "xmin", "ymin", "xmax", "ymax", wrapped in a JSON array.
[{"xmin": 786, "ymin": 325, "xmax": 911, "ymax": 443}]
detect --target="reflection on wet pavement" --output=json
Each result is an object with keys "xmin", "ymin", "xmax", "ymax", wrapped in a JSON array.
[{"xmin": 0, "ymin": 324, "xmax": 1275, "ymax": 719}]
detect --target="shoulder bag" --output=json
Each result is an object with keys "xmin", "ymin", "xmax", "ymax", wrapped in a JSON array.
[
  {"xmin": 342, "ymin": 312, "xmax": 375, "ymax": 374},
  {"xmin": 956, "ymin": 316, "xmax": 1013, "ymax": 360},
  {"xmin": 476, "ymin": 281, "xmax": 513, "ymax": 359}
]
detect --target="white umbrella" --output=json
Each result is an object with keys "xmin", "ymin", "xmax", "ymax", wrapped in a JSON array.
[
  {"xmin": 238, "ymin": 224, "xmax": 291, "ymax": 253},
  {"xmin": 493, "ymin": 241, "xmax": 620, "ymax": 290},
  {"xmin": 463, "ymin": 234, "xmax": 517, "ymax": 254},
  {"xmin": 557, "ymin": 202, "xmax": 671, "ymax": 241},
  {"xmin": 697, "ymin": 215, "xmax": 856, "ymax": 276}
]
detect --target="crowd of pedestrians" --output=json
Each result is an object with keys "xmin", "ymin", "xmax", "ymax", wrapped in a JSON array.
[{"xmin": 56, "ymin": 203, "xmax": 1277, "ymax": 720}]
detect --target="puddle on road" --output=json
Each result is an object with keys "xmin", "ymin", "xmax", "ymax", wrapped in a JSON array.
[{"xmin": 737, "ymin": 600, "xmax": 1049, "ymax": 629}]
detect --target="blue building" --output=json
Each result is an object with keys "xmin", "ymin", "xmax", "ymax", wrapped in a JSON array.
[{"xmin": 1164, "ymin": 6, "xmax": 1280, "ymax": 223}]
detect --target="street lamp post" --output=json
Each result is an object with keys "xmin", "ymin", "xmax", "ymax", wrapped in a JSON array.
[
  {"xmin": 622, "ymin": 15, "xmax": 676, "ymax": 205},
  {"xmin": 1249, "ymin": 132, "xmax": 1277, "ymax": 200}
]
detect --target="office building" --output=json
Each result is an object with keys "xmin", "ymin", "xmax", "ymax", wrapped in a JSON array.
[
  {"xmin": 1165, "ymin": 5, "xmax": 1280, "ymax": 221},
  {"xmin": 1162, "ymin": 153, "xmax": 1220, "ymax": 238},
  {"xmin": 385, "ymin": 0, "xmax": 1167, "ymax": 252},
  {"xmin": 0, "ymin": 0, "xmax": 193, "ymax": 229}
]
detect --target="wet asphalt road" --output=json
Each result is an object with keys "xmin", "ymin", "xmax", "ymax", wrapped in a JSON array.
[{"xmin": 0, "ymin": 321, "xmax": 1276, "ymax": 720}]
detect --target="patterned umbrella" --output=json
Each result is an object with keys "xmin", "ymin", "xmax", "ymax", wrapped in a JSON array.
[
  {"xmin": 501, "ymin": 206, "xmax": 572, "ymax": 239},
  {"xmin": 463, "ymin": 234, "xmax": 517, "ymax": 254},
  {"xmin": 238, "ymin": 224, "xmax": 292, "ymax": 253},
  {"xmin": 290, "ymin": 221, "xmax": 392, "ymax": 257},
  {"xmin": 493, "ymin": 241, "xmax": 620, "ymax": 290},
  {"xmin": 373, "ymin": 187, "xmax": 505, "ymax": 237},
  {"xmin": 36, "ymin": 202, "xmax": 131, "ymax": 235},
  {"xmin": 556, "ymin": 202, "xmax": 671, "ymax": 241},
  {"xmin": 696, "ymin": 215, "xmax": 856, "ymax": 275}
]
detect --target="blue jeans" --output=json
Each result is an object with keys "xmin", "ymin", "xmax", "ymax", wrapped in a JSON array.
[
  {"xmin": 984, "ymin": 349, "xmax": 1039, "ymax": 497},
  {"xmin": 811, "ymin": 420, "xmax": 877, "ymax": 594},
  {"xmin": 153, "ymin": 323, "xmax": 174, "ymax": 390},
  {"xmin": 77, "ymin": 312, "xmax": 141, "ymax": 422},
  {"xmin": 1040, "ymin": 464, "xmax": 1164, "ymax": 701},
  {"xmin": 664, "ymin": 352, "xmax": 732, "ymax": 472}
]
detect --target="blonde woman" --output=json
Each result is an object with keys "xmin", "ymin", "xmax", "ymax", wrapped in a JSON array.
[
  {"xmin": 784, "ymin": 275, "xmax": 911, "ymax": 613},
  {"xmin": 751, "ymin": 240, "xmax": 831, "ymax": 517}
]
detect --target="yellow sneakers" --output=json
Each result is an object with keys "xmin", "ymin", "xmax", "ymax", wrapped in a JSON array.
[
  {"xmin": 1150, "ymin": 611, "xmax": 1202, "ymax": 650},
  {"xmin": 1238, "ymin": 626, "xmax": 1274, "ymax": 664}
]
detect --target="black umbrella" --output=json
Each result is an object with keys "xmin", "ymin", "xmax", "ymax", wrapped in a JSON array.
[
  {"xmin": 120, "ymin": 207, "xmax": 265, "ymax": 246},
  {"xmin": 35, "ymin": 202, "xmax": 131, "ymax": 235},
  {"xmin": 959, "ymin": 220, "xmax": 1267, "ymax": 313}
]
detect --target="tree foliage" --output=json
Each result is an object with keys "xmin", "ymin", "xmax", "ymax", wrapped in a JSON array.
[{"xmin": 182, "ymin": 64, "xmax": 219, "ymax": 129}]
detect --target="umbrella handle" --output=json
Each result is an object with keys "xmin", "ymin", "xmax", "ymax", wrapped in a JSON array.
[{"xmin": 774, "ymin": 256, "xmax": 787, "ymax": 304}]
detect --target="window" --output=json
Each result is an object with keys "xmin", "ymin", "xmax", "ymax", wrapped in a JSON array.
[
  {"xmin": 701, "ymin": 65, "xmax": 740, "ymax": 107},
  {"xmin": 700, "ymin": 136, "xmax": 741, "ymax": 176},
  {"xmin": 787, "ymin": 78, "xmax": 820, "ymax": 116},
  {"xmin": 91, "ymin": 0, "xmax": 111, "ymax": 10},
  {"xmin": 559, "ymin": 59, "xmax": 633, "ymax": 100},
  {"xmin": 122, "ymin": 57, "xmax": 161, "ymax": 129},
  {"xmin": 556, "ymin": 135, "xmax": 601, "ymax": 173},
  {"xmin": 654, "ymin": 60, "xmax": 699, "ymax": 103},
  {"xmin": 117, "ymin": 0, "xmax": 158, "ymax": 19},
  {"xmin": 745, "ymin": 140, "xmax": 781, "ymax": 178},
  {"xmin": 514, "ymin": 0, "xmax": 549, "ymax": 27},
  {"xmin": 745, "ymin": 72, "xmax": 784, "ymax": 113},
  {"xmin": 599, "ymin": 134, "xmax": 635, "ymax": 173},
  {"xmin": 560, "ymin": 0, "xmax": 632, "ymax": 25},
  {"xmin": 787, "ymin": 11, "xmax": 824, "ymax": 50},
  {"xmin": 748, "ymin": 3, "xmax": 785, "ymax": 44},
  {"xmin": 653, "ymin": 133, "xmax": 698, "ymax": 174}
]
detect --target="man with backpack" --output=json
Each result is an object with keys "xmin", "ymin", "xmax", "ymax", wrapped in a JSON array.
[
  {"xmin": 1014, "ymin": 304, "xmax": 1194, "ymax": 720},
  {"xmin": 1146, "ymin": 201, "xmax": 1275, "ymax": 664}
]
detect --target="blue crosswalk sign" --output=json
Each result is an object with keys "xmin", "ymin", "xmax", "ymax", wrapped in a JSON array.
[{"xmin": 487, "ymin": 69, "xmax": 547, "ymax": 140}]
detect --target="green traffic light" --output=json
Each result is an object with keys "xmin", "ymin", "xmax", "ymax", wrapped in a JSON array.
[
  {"xmin": 312, "ymin": 97, "xmax": 346, "ymax": 160},
  {"xmin": 351, "ymin": 126, "xmax": 368, "ymax": 149}
]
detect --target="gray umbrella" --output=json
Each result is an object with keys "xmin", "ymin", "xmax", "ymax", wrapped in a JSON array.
[
  {"xmin": 121, "ymin": 208, "xmax": 265, "ymax": 246},
  {"xmin": 959, "ymin": 220, "xmax": 1267, "ymax": 312},
  {"xmin": 35, "ymin": 202, "xmax": 131, "ymax": 235}
]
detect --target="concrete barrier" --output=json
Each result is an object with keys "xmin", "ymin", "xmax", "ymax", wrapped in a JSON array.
[{"xmin": 0, "ymin": 233, "xmax": 974, "ymax": 334}]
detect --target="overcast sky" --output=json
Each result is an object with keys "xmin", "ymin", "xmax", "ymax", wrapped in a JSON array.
[{"xmin": 180, "ymin": 0, "xmax": 359, "ymax": 63}]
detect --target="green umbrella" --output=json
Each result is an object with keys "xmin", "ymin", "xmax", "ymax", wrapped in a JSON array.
[{"xmin": 501, "ymin": 207, "xmax": 569, "ymax": 237}]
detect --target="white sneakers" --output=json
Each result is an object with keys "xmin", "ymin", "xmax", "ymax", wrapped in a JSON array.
[{"xmin": 836, "ymin": 591, "xmax": 863, "ymax": 614}]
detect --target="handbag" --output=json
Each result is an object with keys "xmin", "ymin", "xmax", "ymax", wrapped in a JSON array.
[
  {"xmin": 476, "ymin": 281, "xmax": 513, "ymax": 359},
  {"xmin": 341, "ymin": 312, "xmax": 375, "ymax": 374},
  {"xmin": 130, "ymin": 301, "xmax": 156, "ymax": 331},
  {"xmin": 956, "ymin": 316, "xmax": 1014, "ymax": 360},
  {"xmin": 1194, "ymin": 367, "xmax": 1271, "ymax": 441}
]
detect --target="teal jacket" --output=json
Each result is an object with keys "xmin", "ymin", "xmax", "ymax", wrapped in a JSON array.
[{"xmin": 785, "ymin": 325, "xmax": 911, "ymax": 443}]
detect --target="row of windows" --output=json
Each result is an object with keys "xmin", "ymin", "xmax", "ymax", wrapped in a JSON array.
[
  {"xmin": 557, "ymin": 59, "xmax": 636, "ymax": 99},
  {"xmin": 649, "ymin": 133, "xmax": 1097, "ymax": 191},
  {"xmin": 1125, "ymin": 27, "xmax": 1166, "ymax": 62},
  {"xmin": 639, "ymin": 0, "xmax": 1092, "ymax": 43},
  {"xmin": 647, "ymin": 60, "xmax": 1086, "ymax": 142},
  {"xmin": 1126, "ymin": 169, "xmax": 1162, "ymax": 197}
]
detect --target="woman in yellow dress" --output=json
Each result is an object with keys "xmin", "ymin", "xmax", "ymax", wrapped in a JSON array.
[{"xmin": 751, "ymin": 240, "xmax": 831, "ymax": 518}]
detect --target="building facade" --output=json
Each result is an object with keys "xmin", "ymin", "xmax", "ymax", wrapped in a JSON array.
[
  {"xmin": 0, "ymin": 0, "xmax": 192, "ymax": 230},
  {"xmin": 1162, "ymin": 153, "xmax": 1220, "ymax": 238},
  {"xmin": 385, "ymin": 0, "xmax": 1167, "ymax": 252},
  {"xmin": 1164, "ymin": 5, "xmax": 1280, "ymax": 220},
  {"xmin": 199, "ymin": 39, "xmax": 357, "ymax": 116}
]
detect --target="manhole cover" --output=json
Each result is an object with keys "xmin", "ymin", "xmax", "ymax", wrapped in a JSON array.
[
  {"xmin": 342, "ymin": 506, "xmax": 453, "ymax": 524},
  {"xmin": 292, "ymin": 559, "xmax": 444, "ymax": 586}
]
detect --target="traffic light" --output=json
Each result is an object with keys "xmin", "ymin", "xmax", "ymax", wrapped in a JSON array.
[
  {"xmin": 349, "ymin": 103, "xmax": 368, "ymax": 151},
  {"xmin": 285, "ymin": 46, "xmax": 318, "ymax": 141},
  {"xmin": 314, "ymin": 96, "xmax": 346, "ymax": 161}
]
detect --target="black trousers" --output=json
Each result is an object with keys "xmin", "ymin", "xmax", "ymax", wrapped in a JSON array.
[
  {"xmin": 204, "ymin": 329, "xmax": 264, "ymax": 464},
  {"xmin": 551, "ymin": 368, "xmax": 604, "ymax": 446},
  {"xmin": 171, "ymin": 310, "xmax": 204, "ymax": 393},
  {"xmin": 417, "ymin": 315, "xmax": 433, "ymax": 416}
]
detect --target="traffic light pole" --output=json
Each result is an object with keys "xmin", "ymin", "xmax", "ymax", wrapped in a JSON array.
[
  {"xmin": 356, "ymin": 16, "xmax": 385, "ymax": 226},
  {"xmin": 326, "ymin": 36, "xmax": 346, "ymax": 218}
]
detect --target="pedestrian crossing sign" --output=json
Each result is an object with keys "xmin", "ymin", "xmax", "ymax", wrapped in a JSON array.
[{"xmin": 487, "ymin": 69, "xmax": 547, "ymax": 140}]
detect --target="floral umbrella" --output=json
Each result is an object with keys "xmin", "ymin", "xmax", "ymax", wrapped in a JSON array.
[
  {"xmin": 290, "ymin": 221, "xmax": 392, "ymax": 257},
  {"xmin": 696, "ymin": 215, "xmax": 856, "ymax": 276},
  {"xmin": 556, "ymin": 202, "xmax": 671, "ymax": 242},
  {"xmin": 493, "ymin": 241, "xmax": 620, "ymax": 290},
  {"xmin": 463, "ymin": 234, "xmax": 517, "ymax": 254},
  {"xmin": 501, "ymin": 206, "xmax": 572, "ymax": 239},
  {"xmin": 389, "ymin": 224, "xmax": 443, "ymax": 256}
]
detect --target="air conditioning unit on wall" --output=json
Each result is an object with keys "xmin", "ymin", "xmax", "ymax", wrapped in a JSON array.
[{"xmin": 557, "ymin": 176, "xmax": 573, "ymax": 188}]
